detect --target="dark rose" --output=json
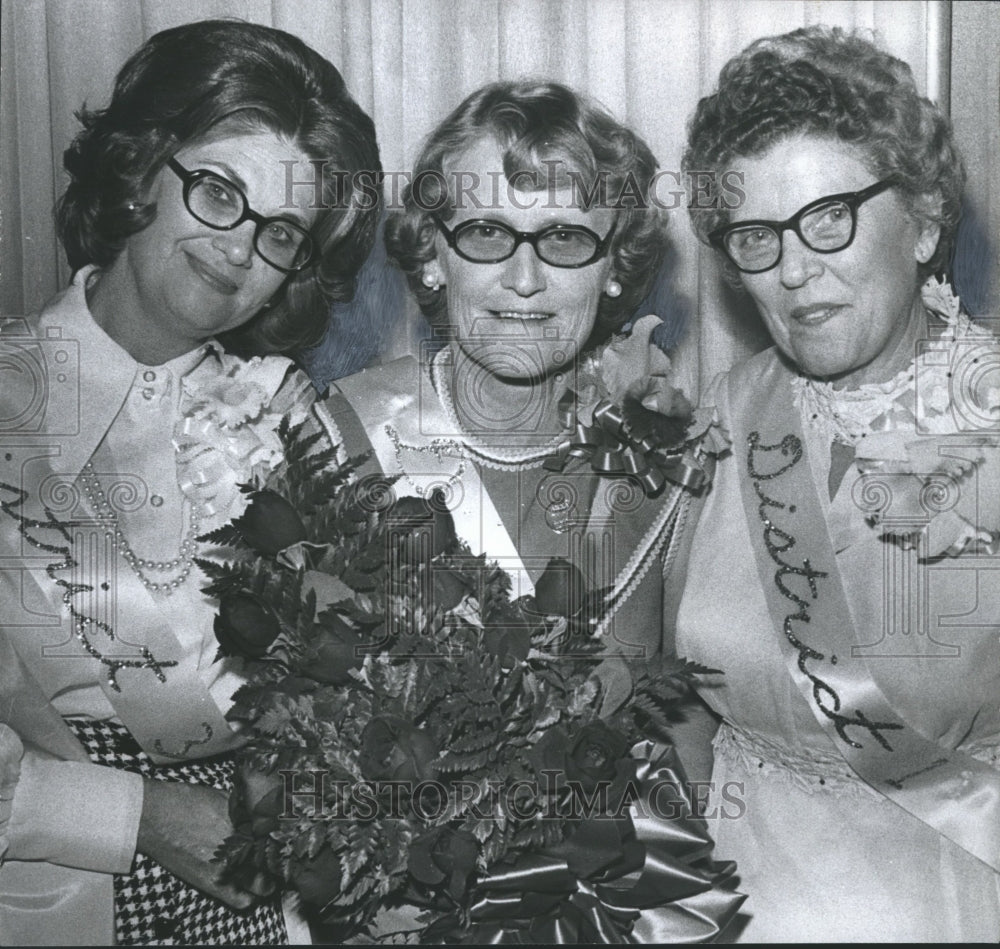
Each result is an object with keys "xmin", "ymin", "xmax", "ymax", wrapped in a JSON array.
[
  {"xmin": 214, "ymin": 591, "xmax": 281, "ymax": 658},
  {"xmin": 358, "ymin": 715, "xmax": 438, "ymax": 783},
  {"xmin": 388, "ymin": 491, "xmax": 458, "ymax": 564},
  {"xmin": 529, "ymin": 726, "xmax": 571, "ymax": 787},
  {"xmin": 532, "ymin": 557, "xmax": 586, "ymax": 617},
  {"xmin": 482, "ymin": 602, "xmax": 537, "ymax": 670},
  {"xmin": 566, "ymin": 722, "xmax": 630, "ymax": 792},
  {"xmin": 549, "ymin": 814, "xmax": 637, "ymax": 881},
  {"xmin": 233, "ymin": 489, "xmax": 307, "ymax": 555},
  {"xmin": 408, "ymin": 827, "xmax": 479, "ymax": 900},
  {"xmin": 229, "ymin": 764, "xmax": 286, "ymax": 837},
  {"xmin": 530, "ymin": 723, "xmax": 629, "ymax": 795},
  {"xmin": 290, "ymin": 845, "xmax": 343, "ymax": 908},
  {"xmin": 300, "ymin": 611, "xmax": 366, "ymax": 685}
]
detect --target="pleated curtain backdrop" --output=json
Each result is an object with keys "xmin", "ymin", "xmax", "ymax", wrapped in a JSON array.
[{"xmin": 2, "ymin": 0, "xmax": 997, "ymax": 395}]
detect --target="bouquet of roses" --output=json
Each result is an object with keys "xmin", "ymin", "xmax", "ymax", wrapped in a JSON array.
[{"xmin": 199, "ymin": 416, "xmax": 743, "ymax": 944}]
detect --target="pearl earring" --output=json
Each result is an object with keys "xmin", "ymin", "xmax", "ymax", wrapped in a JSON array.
[
  {"xmin": 605, "ymin": 279, "xmax": 622, "ymax": 298},
  {"xmin": 422, "ymin": 271, "xmax": 441, "ymax": 292}
]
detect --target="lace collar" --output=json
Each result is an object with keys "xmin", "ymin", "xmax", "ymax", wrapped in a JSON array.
[{"xmin": 792, "ymin": 278, "xmax": 983, "ymax": 446}]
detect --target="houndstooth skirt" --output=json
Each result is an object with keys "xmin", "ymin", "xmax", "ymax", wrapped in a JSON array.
[{"xmin": 64, "ymin": 717, "xmax": 287, "ymax": 946}]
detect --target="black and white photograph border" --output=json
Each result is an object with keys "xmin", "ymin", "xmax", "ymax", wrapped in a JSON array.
[{"xmin": 1, "ymin": 1, "xmax": 999, "ymax": 945}]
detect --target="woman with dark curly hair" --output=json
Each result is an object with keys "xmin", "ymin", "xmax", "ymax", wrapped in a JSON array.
[
  {"xmin": 0, "ymin": 19, "xmax": 380, "ymax": 945},
  {"xmin": 319, "ymin": 79, "xmax": 687, "ymax": 660},
  {"xmin": 672, "ymin": 26, "xmax": 1000, "ymax": 940}
]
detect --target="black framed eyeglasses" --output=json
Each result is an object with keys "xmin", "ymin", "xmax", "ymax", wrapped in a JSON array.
[
  {"xmin": 167, "ymin": 158, "xmax": 316, "ymax": 274},
  {"xmin": 708, "ymin": 179, "xmax": 895, "ymax": 274},
  {"xmin": 434, "ymin": 217, "xmax": 616, "ymax": 269}
]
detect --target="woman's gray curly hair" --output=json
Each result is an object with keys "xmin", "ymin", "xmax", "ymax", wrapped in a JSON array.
[{"xmin": 683, "ymin": 26, "xmax": 965, "ymax": 279}]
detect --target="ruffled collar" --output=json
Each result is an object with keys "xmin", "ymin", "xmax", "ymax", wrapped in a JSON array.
[
  {"xmin": 793, "ymin": 278, "xmax": 1000, "ymax": 557},
  {"xmin": 792, "ymin": 278, "xmax": 991, "ymax": 447}
]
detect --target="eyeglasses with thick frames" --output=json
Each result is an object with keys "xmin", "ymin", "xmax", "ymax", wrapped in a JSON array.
[
  {"xmin": 708, "ymin": 179, "xmax": 895, "ymax": 274},
  {"xmin": 434, "ymin": 217, "xmax": 616, "ymax": 269},
  {"xmin": 167, "ymin": 158, "xmax": 316, "ymax": 274}
]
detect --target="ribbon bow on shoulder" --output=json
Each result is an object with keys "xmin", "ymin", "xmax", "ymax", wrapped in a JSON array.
[{"xmin": 544, "ymin": 315, "xmax": 729, "ymax": 496}]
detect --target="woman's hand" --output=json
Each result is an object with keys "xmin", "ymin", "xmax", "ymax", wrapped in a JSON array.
[{"xmin": 136, "ymin": 778, "xmax": 262, "ymax": 910}]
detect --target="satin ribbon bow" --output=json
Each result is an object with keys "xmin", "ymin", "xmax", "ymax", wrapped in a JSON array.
[
  {"xmin": 542, "ymin": 389, "xmax": 710, "ymax": 497},
  {"xmin": 174, "ymin": 414, "xmax": 283, "ymax": 517},
  {"xmin": 465, "ymin": 745, "xmax": 745, "ymax": 944}
]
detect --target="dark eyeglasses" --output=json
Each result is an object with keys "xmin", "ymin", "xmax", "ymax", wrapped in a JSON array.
[
  {"xmin": 167, "ymin": 158, "xmax": 316, "ymax": 273},
  {"xmin": 709, "ymin": 179, "xmax": 895, "ymax": 274},
  {"xmin": 434, "ymin": 217, "xmax": 616, "ymax": 269}
]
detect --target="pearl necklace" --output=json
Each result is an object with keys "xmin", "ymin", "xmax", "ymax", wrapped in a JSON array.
[
  {"xmin": 430, "ymin": 349, "xmax": 568, "ymax": 471},
  {"xmin": 78, "ymin": 461, "xmax": 202, "ymax": 594}
]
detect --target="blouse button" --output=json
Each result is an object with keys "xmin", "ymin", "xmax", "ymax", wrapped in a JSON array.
[
  {"xmin": 143, "ymin": 370, "xmax": 156, "ymax": 382},
  {"xmin": 150, "ymin": 495, "xmax": 164, "ymax": 507},
  {"xmin": 141, "ymin": 388, "xmax": 155, "ymax": 400}
]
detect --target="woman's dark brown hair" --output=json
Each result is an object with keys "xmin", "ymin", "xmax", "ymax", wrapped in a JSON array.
[{"xmin": 56, "ymin": 19, "xmax": 383, "ymax": 355}]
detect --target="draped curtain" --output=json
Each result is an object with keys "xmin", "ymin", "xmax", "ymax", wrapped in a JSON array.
[{"xmin": 2, "ymin": 0, "xmax": 997, "ymax": 395}]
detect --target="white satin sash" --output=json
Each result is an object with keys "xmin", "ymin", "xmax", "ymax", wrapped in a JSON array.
[
  {"xmin": 0, "ymin": 457, "xmax": 238, "ymax": 765},
  {"xmin": 725, "ymin": 352, "xmax": 1000, "ymax": 872},
  {"xmin": 315, "ymin": 356, "xmax": 534, "ymax": 599}
]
